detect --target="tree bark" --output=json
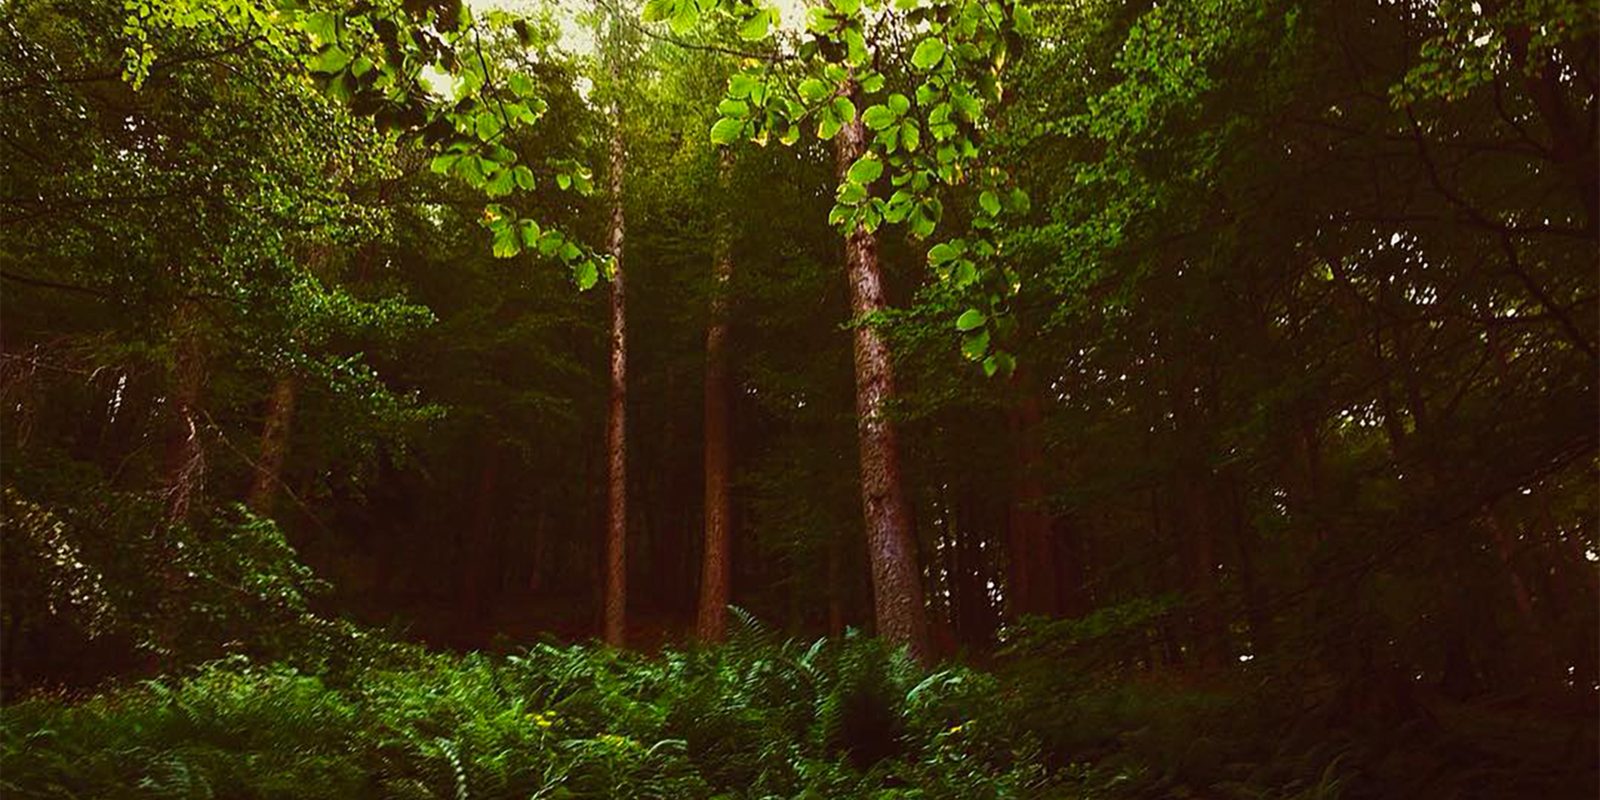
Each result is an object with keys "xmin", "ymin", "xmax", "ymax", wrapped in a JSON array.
[
  {"xmin": 163, "ymin": 299, "xmax": 206, "ymax": 525},
  {"xmin": 246, "ymin": 374, "xmax": 296, "ymax": 515},
  {"xmin": 834, "ymin": 83, "xmax": 930, "ymax": 663},
  {"xmin": 602, "ymin": 82, "xmax": 628, "ymax": 649},
  {"xmin": 827, "ymin": 532, "xmax": 845, "ymax": 636},
  {"xmin": 696, "ymin": 157, "xmax": 735, "ymax": 642},
  {"xmin": 1006, "ymin": 370, "xmax": 1059, "ymax": 618}
]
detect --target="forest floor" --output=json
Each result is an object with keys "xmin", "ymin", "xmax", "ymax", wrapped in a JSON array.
[{"xmin": 3, "ymin": 624, "xmax": 1594, "ymax": 800}]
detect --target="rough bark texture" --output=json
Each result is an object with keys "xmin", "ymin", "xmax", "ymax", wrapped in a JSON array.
[
  {"xmin": 163, "ymin": 299, "xmax": 206, "ymax": 524},
  {"xmin": 695, "ymin": 161, "xmax": 734, "ymax": 642},
  {"xmin": 246, "ymin": 374, "xmax": 296, "ymax": 515},
  {"xmin": 603, "ymin": 88, "xmax": 628, "ymax": 648},
  {"xmin": 834, "ymin": 90, "xmax": 930, "ymax": 663}
]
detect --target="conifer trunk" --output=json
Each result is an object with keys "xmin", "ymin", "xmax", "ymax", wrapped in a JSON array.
[
  {"xmin": 696, "ymin": 157, "xmax": 734, "ymax": 642},
  {"xmin": 834, "ymin": 83, "xmax": 929, "ymax": 663},
  {"xmin": 602, "ymin": 78, "xmax": 628, "ymax": 648}
]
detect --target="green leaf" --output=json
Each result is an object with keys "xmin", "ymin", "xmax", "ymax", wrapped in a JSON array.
[
  {"xmin": 475, "ymin": 111, "xmax": 503, "ymax": 141},
  {"xmin": 491, "ymin": 223, "xmax": 521, "ymax": 258},
  {"xmin": 862, "ymin": 104, "xmax": 899, "ymax": 130},
  {"xmin": 1009, "ymin": 187, "xmax": 1030, "ymax": 213},
  {"xmin": 860, "ymin": 72, "xmax": 886, "ymax": 93},
  {"xmin": 805, "ymin": 6, "xmax": 836, "ymax": 34},
  {"xmin": 668, "ymin": 0, "xmax": 697, "ymax": 35},
  {"xmin": 717, "ymin": 98, "xmax": 750, "ymax": 118},
  {"xmin": 844, "ymin": 28, "xmax": 868, "ymax": 66},
  {"xmin": 979, "ymin": 190, "xmax": 1000, "ymax": 217},
  {"xmin": 900, "ymin": 120, "xmax": 920, "ymax": 151},
  {"xmin": 508, "ymin": 73, "xmax": 536, "ymax": 98},
  {"xmin": 887, "ymin": 93, "xmax": 911, "ymax": 114},
  {"xmin": 429, "ymin": 153, "xmax": 460, "ymax": 175},
  {"xmin": 457, "ymin": 154, "xmax": 486, "ymax": 186},
  {"xmin": 574, "ymin": 259, "xmax": 598, "ymax": 289},
  {"xmin": 928, "ymin": 242, "xmax": 961, "ymax": 264},
  {"xmin": 518, "ymin": 219, "xmax": 541, "ymax": 247},
  {"xmin": 642, "ymin": 0, "xmax": 673, "ymax": 22},
  {"xmin": 307, "ymin": 46, "xmax": 351, "ymax": 74},
  {"xmin": 556, "ymin": 173, "xmax": 571, "ymax": 191},
  {"xmin": 513, "ymin": 165, "xmax": 535, "ymax": 190},
  {"xmin": 908, "ymin": 208, "xmax": 936, "ymax": 238},
  {"xmin": 884, "ymin": 190, "xmax": 914, "ymax": 222},
  {"xmin": 1013, "ymin": 4, "xmax": 1034, "ymax": 34},
  {"xmin": 831, "ymin": 96, "xmax": 856, "ymax": 124},
  {"xmin": 911, "ymin": 38, "xmax": 946, "ymax": 70},
  {"xmin": 962, "ymin": 329, "xmax": 990, "ymax": 360},
  {"xmin": 304, "ymin": 11, "xmax": 338, "ymax": 45},
  {"xmin": 847, "ymin": 156, "xmax": 883, "ymax": 184},
  {"xmin": 954, "ymin": 260, "xmax": 977, "ymax": 284},
  {"xmin": 798, "ymin": 78, "xmax": 830, "ymax": 104},
  {"xmin": 710, "ymin": 117, "xmax": 744, "ymax": 145},
  {"xmin": 485, "ymin": 167, "xmax": 515, "ymax": 197},
  {"xmin": 818, "ymin": 115, "xmax": 843, "ymax": 140},
  {"xmin": 730, "ymin": 72, "xmax": 763, "ymax": 99},
  {"xmin": 538, "ymin": 231, "xmax": 564, "ymax": 256},
  {"xmin": 955, "ymin": 308, "xmax": 986, "ymax": 331},
  {"xmin": 738, "ymin": 8, "xmax": 770, "ymax": 40}
]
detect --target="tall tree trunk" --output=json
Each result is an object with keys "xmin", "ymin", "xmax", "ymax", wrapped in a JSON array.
[
  {"xmin": 467, "ymin": 445, "xmax": 501, "ymax": 641},
  {"xmin": 696, "ymin": 158, "xmax": 735, "ymax": 642},
  {"xmin": 246, "ymin": 374, "xmax": 296, "ymax": 515},
  {"xmin": 153, "ymin": 297, "xmax": 206, "ymax": 666},
  {"xmin": 834, "ymin": 81, "xmax": 929, "ymax": 663},
  {"xmin": 1178, "ymin": 463, "xmax": 1225, "ymax": 668},
  {"xmin": 1006, "ymin": 370, "xmax": 1059, "ymax": 618},
  {"xmin": 827, "ymin": 532, "xmax": 845, "ymax": 636},
  {"xmin": 163, "ymin": 299, "xmax": 206, "ymax": 524},
  {"xmin": 602, "ymin": 83, "xmax": 628, "ymax": 649}
]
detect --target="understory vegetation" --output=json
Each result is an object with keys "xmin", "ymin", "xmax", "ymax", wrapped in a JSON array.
[{"xmin": 6, "ymin": 616, "xmax": 1590, "ymax": 800}]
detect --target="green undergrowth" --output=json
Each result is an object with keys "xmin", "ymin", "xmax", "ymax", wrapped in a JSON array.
[{"xmin": 3, "ymin": 614, "xmax": 1588, "ymax": 799}]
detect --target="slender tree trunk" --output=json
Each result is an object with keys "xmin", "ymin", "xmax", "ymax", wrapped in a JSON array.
[
  {"xmin": 1169, "ymin": 373, "xmax": 1224, "ymax": 669},
  {"xmin": 696, "ymin": 158, "xmax": 735, "ymax": 642},
  {"xmin": 467, "ymin": 446, "xmax": 501, "ymax": 640},
  {"xmin": 246, "ymin": 374, "xmax": 296, "ymax": 515},
  {"xmin": 1006, "ymin": 370, "xmax": 1059, "ymax": 618},
  {"xmin": 827, "ymin": 532, "xmax": 845, "ymax": 636},
  {"xmin": 603, "ymin": 84, "xmax": 628, "ymax": 648},
  {"xmin": 151, "ymin": 298, "xmax": 206, "ymax": 666},
  {"xmin": 1178, "ymin": 466, "xmax": 1224, "ymax": 668},
  {"xmin": 834, "ymin": 81, "xmax": 929, "ymax": 663},
  {"xmin": 163, "ymin": 299, "xmax": 206, "ymax": 524}
]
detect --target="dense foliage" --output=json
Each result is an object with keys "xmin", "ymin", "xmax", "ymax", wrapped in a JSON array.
[{"xmin": 2, "ymin": 0, "xmax": 1594, "ymax": 796}]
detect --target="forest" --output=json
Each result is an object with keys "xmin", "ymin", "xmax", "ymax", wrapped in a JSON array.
[{"xmin": 1, "ymin": 0, "xmax": 1596, "ymax": 796}]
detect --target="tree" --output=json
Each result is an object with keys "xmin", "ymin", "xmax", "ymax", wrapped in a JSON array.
[
  {"xmin": 685, "ymin": 0, "xmax": 1031, "ymax": 661},
  {"xmin": 594, "ymin": 0, "xmax": 636, "ymax": 647},
  {"xmin": 696, "ymin": 153, "xmax": 736, "ymax": 642}
]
